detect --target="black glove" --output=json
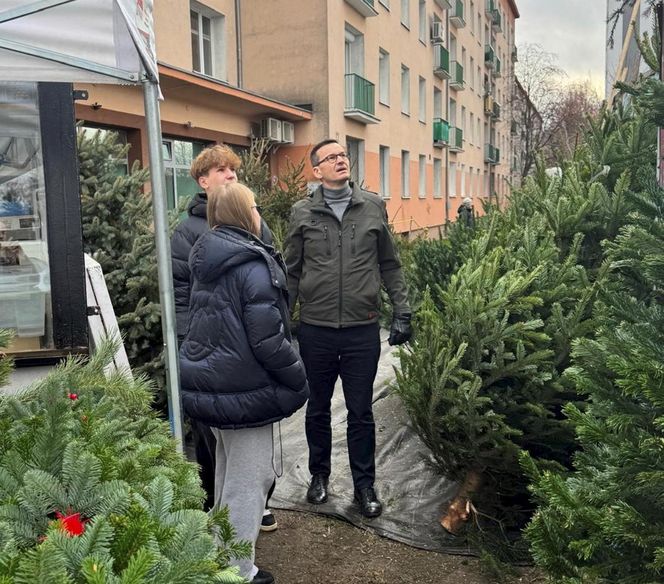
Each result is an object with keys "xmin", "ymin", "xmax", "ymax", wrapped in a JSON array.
[{"xmin": 388, "ymin": 313, "xmax": 412, "ymax": 346}]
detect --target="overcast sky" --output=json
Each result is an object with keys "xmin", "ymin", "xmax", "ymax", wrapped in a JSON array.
[{"xmin": 516, "ymin": 0, "xmax": 607, "ymax": 93}]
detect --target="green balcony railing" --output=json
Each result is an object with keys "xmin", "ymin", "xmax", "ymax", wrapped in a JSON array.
[
  {"xmin": 485, "ymin": 143, "xmax": 500, "ymax": 164},
  {"xmin": 363, "ymin": 0, "xmax": 375, "ymax": 6},
  {"xmin": 450, "ymin": 0, "xmax": 465, "ymax": 25},
  {"xmin": 485, "ymin": 45, "xmax": 495, "ymax": 68},
  {"xmin": 433, "ymin": 118, "xmax": 450, "ymax": 143},
  {"xmin": 492, "ymin": 101, "xmax": 501, "ymax": 119},
  {"xmin": 450, "ymin": 126, "xmax": 463, "ymax": 150},
  {"xmin": 344, "ymin": 73, "xmax": 375, "ymax": 116},
  {"xmin": 485, "ymin": 0, "xmax": 495, "ymax": 14},
  {"xmin": 450, "ymin": 60, "xmax": 464, "ymax": 88},
  {"xmin": 434, "ymin": 44, "xmax": 450, "ymax": 77}
]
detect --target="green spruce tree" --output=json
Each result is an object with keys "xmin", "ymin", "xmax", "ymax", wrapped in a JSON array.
[
  {"xmin": 523, "ymin": 177, "xmax": 664, "ymax": 583},
  {"xmin": 0, "ymin": 342, "xmax": 247, "ymax": 583},
  {"xmin": 78, "ymin": 128, "xmax": 178, "ymax": 397}
]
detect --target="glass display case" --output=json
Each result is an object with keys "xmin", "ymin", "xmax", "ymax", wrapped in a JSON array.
[
  {"xmin": 0, "ymin": 82, "xmax": 87, "ymax": 359},
  {"xmin": 0, "ymin": 83, "xmax": 52, "ymax": 353}
]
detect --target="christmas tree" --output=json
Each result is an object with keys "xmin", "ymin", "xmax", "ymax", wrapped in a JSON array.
[
  {"xmin": 0, "ymin": 341, "xmax": 248, "ymax": 583},
  {"xmin": 393, "ymin": 98, "xmax": 656, "ymax": 553},
  {"xmin": 524, "ymin": 152, "xmax": 664, "ymax": 581},
  {"xmin": 78, "ymin": 128, "xmax": 180, "ymax": 397}
]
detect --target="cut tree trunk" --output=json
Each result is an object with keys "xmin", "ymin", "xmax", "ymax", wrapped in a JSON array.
[{"xmin": 440, "ymin": 470, "xmax": 483, "ymax": 534}]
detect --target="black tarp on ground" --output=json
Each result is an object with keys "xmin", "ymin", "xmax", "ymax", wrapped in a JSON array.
[{"xmin": 270, "ymin": 333, "xmax": 472, "ymax": 554}]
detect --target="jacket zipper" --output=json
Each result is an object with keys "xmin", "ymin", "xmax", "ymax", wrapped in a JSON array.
[
  {"xmin": 350, "ymin": 223, "xmax": 356, "ymax": 255},
  {"xmin": 323, "ymin": 224, "xmax": 331, "ymax": 255}
]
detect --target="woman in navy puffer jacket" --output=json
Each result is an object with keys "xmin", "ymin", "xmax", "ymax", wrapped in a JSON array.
[{"xmin": 179, "ymin": 183, "xmax": 308, "ymax": 584}]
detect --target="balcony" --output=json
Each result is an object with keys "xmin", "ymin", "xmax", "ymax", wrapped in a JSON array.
[
  {"xmin": 491, "ymin": 8, "xmax": 502, "ymax": 31},
  {"xmin": 492, "ymin": 101, "xmax": 501, "ymax": 120},
  {"xmin": 484, "ymin": 143, "xmax": 500, "ymax": 164},
  {"xmin": 344, "ymin": 74, "xmax": 379, "ymax": 124},
  {"xmin": 449, "ymin": 60, "xmax": 464, "ymax": 90},
  {"xmin": 483, "ymin": 94, "xmax": 494, "ymax": 115},
  {"xmin": 449, "ymin": 126, "xmax": 464, "ymax": 152},
  {"xmin": 485, "ymin": 45, "xmax": 495, "ymax": 68},
  {"xmin": 485, "ymin": 0, "xmax": 494, "ymax": 15},
  {"xmin": 434, "ymin": 0, "xmax": 453, "ymax": 9},
  {"xmin": 433, "ymin": 118, "xmax": 450, "ymax": 147},
  {"xmin": 449, "ymin": 0, "xmax": 466, "ymax": 28},
  {"xmin": 494, "ymin": 56, "xmax": 502, "ymax": 77},
  {"xmin": 434, "ymin": 45, "xmax": 451, "ymax": 79},
  {"xmin": 511, "ymin": 46, "xmax": 518, "ymax": 62},
  {"xmin": 510, "ymin": 120, "xmax": 518, "ymax": 134},
  {"xmin": 344, "ymin": 0, "xmax": 379, "ymax": 17}
]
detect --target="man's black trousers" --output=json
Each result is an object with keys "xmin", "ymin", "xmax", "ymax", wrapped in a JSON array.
[{"xmin": 299, "ymin": 322, "xmax": 381, "ymax": 490}]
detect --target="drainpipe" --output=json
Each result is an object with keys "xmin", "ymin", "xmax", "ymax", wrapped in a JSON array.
[{"xmin": 234, "ymin": 0, "xmax": 243, "ymax": 87}]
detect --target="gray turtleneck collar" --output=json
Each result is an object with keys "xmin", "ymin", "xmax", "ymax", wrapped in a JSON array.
[{"xmin": 323, "ymin": 183, "xmax": 352, "ymax": 222}]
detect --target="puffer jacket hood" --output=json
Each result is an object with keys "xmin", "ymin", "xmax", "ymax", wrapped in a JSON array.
[
  {"xmin": 187, "ymin": 192, "xmax": 208, "ymax": 218},
  {"xmin": 171, "ymin": 192, "xmax": 274, "ymax": 340},
  {"xmin": 190, "ymin": 226, "xmax": 278, "ymax": 285},
  {"xmin": 180, "ymin": 226, "xmax": 308, "ymax": 429}
]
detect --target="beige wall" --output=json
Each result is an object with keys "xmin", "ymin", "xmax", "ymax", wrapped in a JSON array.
[
  {"xmin": 241, "ymin": 0, "xmax": 329, "ymax": 144},
  {"xmin": 155, "ymin": 0, "xmax": 239, "ymax": 85}
]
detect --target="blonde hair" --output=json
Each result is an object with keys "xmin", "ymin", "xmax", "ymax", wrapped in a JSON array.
[
  {"xmin": 190, "ymin": 144, "xmax": 242, "ymax": 181},
  {"xmin": 207, "ymin": 183, "xmax": 259, "ymax": 236}
]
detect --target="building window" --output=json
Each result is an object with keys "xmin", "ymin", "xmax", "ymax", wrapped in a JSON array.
[
  {"xmin": 449, "ymin": 161, "xmax": 457, "ymax": 197},
  {"xmin": 418, "ymin": 76, "xmax": 426, "ymax": 122},
  {"xmin": 461, "ymin": 105, "xmax": 467, "ymax": 135},
  {"xmin": 401, "ymin": 150, "xmax": 410, "ymax": 198},
  {"xmin": 163, "ymin": 138, "xmax": 207, "ymax": 210},
  {"xmin": 190, "ymin": 2, "xmax": 226, "ymax": 79},
  {"xmin": 433, "ymin": 86, "xmax": 442, "ymax": 119},
  {"xmin": 433, "ymin": 158, "xmax": 442, "ymax": 198},
  {"xmin": 345, "ymin": 25, "xmax": 365, "ymax": 76},
  {"xmin": 379, "ymin": 49, "xmax": 390, "ymax": 105},
  {"xmin": 418, "ymin": 155, "xmax": 426, "ymax": 198},
  {"xmin": 401, "ymin": 0, "xmax": 410, "ymax": 28},
  {"xmin": 380, "ymin": 146, "xmax": 390, "ymax": 198},
  {"xmin": 469, "ymin": 56, "xmax": 475, "ymax": 90},
  {"xmin": 460, "ymin": 163, "xmax": 466, "ymax": 196},
  {"xmin": 418, "ymin": 0, "xmax": 427, "ymax": 43},
  {"xmin": 469, "ymin": 112, "xmax": 474, "ymax": 144},
  {"xmin": 346, "ymin": 137, "xmax": 365, "ymax": 186},
  {"xmin": 470, "ymin": 0, "xmax": 475, "ymax": 34},
  {"xmin": 401, "ymin": 65, "xmax": 410, "ymax": 115}
]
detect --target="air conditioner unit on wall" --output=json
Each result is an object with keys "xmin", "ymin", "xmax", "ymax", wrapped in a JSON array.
[
  {"xmin": 431, "ymin": 21, "xmax": 444, "ymax": 43},
  {"xmin": 260, "ymin": 117, "xmax": 282, "ymax": 142},
  {"xmin": 281, "ymin": 121, "xmax": 295, "ymax": 144}
]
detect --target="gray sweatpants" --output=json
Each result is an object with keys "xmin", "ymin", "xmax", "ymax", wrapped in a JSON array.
[{"xmin": 212, "ymin": 425, "xmax": 275, "ymax": 581}]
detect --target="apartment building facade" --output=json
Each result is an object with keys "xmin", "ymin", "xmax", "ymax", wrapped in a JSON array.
[
  {"xmin": 241, "ymin": 0, "xmax": 519, "ymax": 234},
  {"xmin": 74, "ymin": 0, "xmax": 312, "ymax": 210}
]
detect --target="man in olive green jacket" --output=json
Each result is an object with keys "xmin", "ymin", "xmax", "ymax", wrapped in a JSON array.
[{"xmin": 284, "ymin": 139, "xmax": 411, "ymax": 518}]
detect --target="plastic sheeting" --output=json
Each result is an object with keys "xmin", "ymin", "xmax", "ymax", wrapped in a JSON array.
[
  {"xmin": 0, "ymin": 0, "xmax": 157, "ymax": 84},
  {"xmin": 270, "ymin": 332, "xmax": 473, "ymax": 555}
]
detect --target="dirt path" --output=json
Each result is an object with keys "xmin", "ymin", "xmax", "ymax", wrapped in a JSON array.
[{"xmin": 255, "ymin": 510, "xmax": 544, "ymax": 584}]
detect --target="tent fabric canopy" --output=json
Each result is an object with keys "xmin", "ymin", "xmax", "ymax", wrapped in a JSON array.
[{"xmin": 0, "ymin": 0, "xmax": 158, "ymax": 84}]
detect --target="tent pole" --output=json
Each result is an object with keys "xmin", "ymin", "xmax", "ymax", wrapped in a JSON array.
[{"xmin": 142, "ymin": 78, "xmax": 184, "ymax": 453}]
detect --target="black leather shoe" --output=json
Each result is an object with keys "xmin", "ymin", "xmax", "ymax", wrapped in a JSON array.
[
  {"xmin": 252, "ymin": 568, "xmax": 275, "ymax": 584},
  {"xmin": 354, "ymin": 487, "xmax": 382, "ymax": 518},
  {"xmin": 306, "ymin": 474, "xmax": 329, "ymax": 504}
]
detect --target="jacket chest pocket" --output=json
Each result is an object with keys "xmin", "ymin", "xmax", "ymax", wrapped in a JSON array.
[{"xmin": 304, "ymin": 219, "xmax": 333, "ymax": 256}]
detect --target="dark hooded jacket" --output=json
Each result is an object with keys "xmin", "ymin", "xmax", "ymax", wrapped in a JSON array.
[
  {"xmin": 171, "ymin": 192, "xmax": 273, "ymax": 340},
  {"xmin": 178, "ymin": 226, "xmax": 309, "ymax": 429}
]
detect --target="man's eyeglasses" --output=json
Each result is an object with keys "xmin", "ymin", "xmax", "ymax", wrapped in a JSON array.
[{"xmin": 317, "ymin": 152, "xmax": 349, "ymax": 165}]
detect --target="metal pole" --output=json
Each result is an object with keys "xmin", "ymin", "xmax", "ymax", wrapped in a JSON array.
[{"xmin": 142, "ymin": 78, "xmax": 184, "ymax": 452}]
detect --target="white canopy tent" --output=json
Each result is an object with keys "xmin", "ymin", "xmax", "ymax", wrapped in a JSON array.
[{"xmin": 0, "ymin": 0, "xmax": 184, "ymax": 449}]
